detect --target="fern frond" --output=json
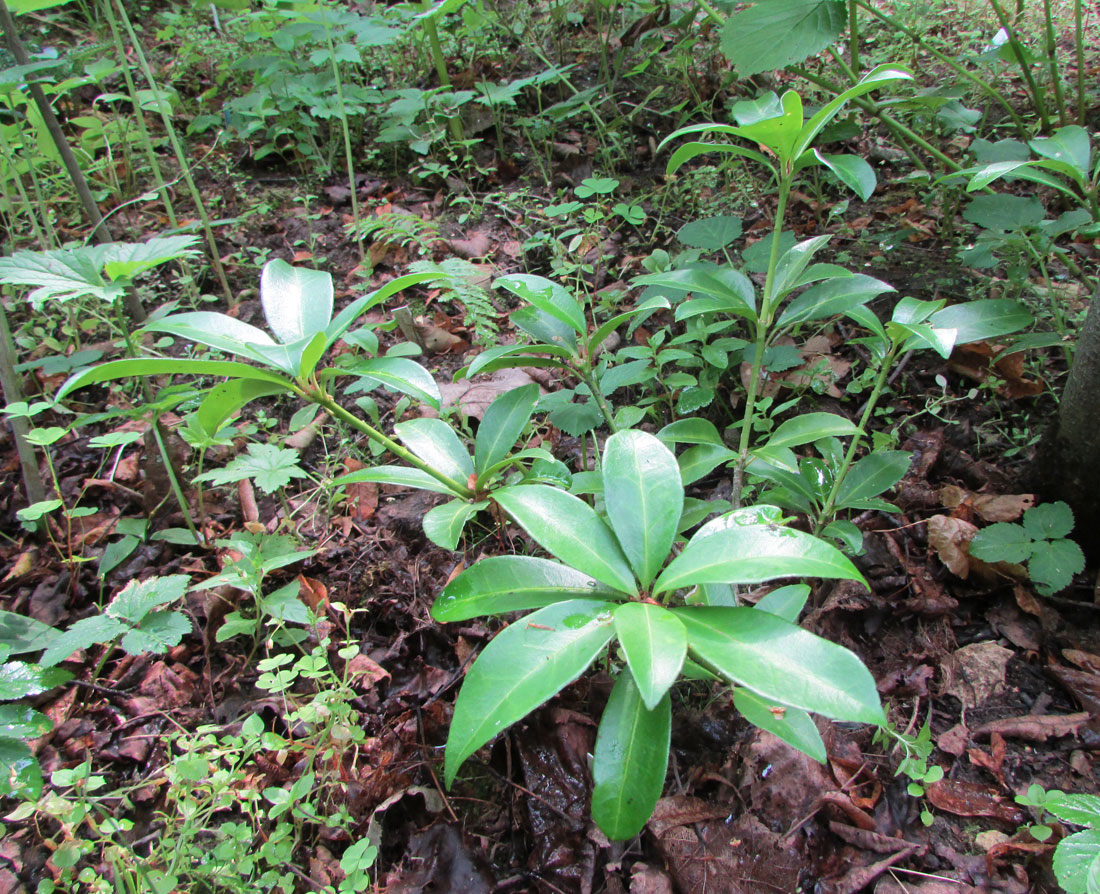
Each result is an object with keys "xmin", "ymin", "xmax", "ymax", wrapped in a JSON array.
[
  {"xmin": 349, "ymin": 212, "xmax": 441, "ymax": 255},
  {"xmin": 408, "ymin": 257, "xmax": 499, "ymax": 346}
]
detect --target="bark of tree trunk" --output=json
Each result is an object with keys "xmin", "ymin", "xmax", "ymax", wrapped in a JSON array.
[{"xmin": 1038, "ymin": 288, "xmax": 1100, "ymax": 562}]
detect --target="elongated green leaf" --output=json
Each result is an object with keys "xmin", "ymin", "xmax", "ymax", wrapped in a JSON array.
[
  {"xmin": 765, "ymin": 413, "xmax": 860, "ymax": 450},
  {"xmin": 57, "ymin": 359, "xmax": 293, "ymax": 401},
  {"xmin": 333, "ymin": 465, "xmax": 461, "ymax": 496},
  {"xmin": 653, "ymin": 524, "xmax": 863, "ymax": 594},
  {"xmin": 795, "ymin": 65, "xmax": 912, "ymax": 158},
  {"xmin": 493, "ymin": 485, "xmax": 637, "ymax": 594},
  {"xmin": 433, "ymin": 556, "xmax": 625, "ymax": 621},
  {"xmin": 475, "ymin": 447, "xmax": 555, "ymax": 488},
  {"xmin": 1030, "ymin": 126, "xmax": 1091, "ymax": 183},
  {"xmin": 260, "ymin": 259, "xmax": 334, "ymax": 344},
  {"xmin": 39, "ymin": 615, "xmax": 126, "ymax": 668},
  {"xmin": 769, "ymin": 235, "xmax": 832, "ymax": 303},
  {"xmin": 496, "ymin": 274, "xmax": 585, "ymax": 335},
  {"xmin": 720, "ymin": 0, "xmax": 846, "ymax": 80},
  {"xmin": 658, "ymin": 418, "xmax": 726, "ymax": 446},
  {"xmin": 326, "ymin": 272, "xmax": 438, "ymax": 348},
  {"xmin": 928, "ymin": 299, "xmax": 1032, "ymax": 346},
  {"xmin": 444, "ymin": 599, "xmax": 615, "ymax": 786},
  {"xmin": 678, "ymin": 607, "xmax": 883, "ymax": 723},
  {"xmin": 0, "ymin": 662, "xmax": 70, "ymax": 700},
  {"xmin": 591, "ymin": 673, "xmax": 671, "ymax": 840},
  {"xmin": 423, "ymin": 499, "xmax": 487, "ymax": 551},
  {"xmin": 465, "ymin": 343, "xmax": 575, "ymax": 378},
  {"xmin": 677, "ymin": 443, "xmax": 737, "ymax": 486},
  {"xmin": 0, "ymin": 738, "xmax": 42, "ymax": 799},
  {"xmin": 197, "ymin": 379, "xmax": 292, "ymax": 436},
  {"xmin": 733, "ymin": 688, "xmax": 825, "ymax": 762},
  {"xmin": 394, "ymin": 418, "xmax": 474, "ymax": 484},
  {"xmin": 344, "ymin": 356, "xmax": 441, "ymax": 408},
  {"xmin": 603, "ymin": 431, "xmax": 682, "ymax": 588},
  {"xmin": 835, "ymin": 451, "xmax": 911, "ymax": 505},
  {"xmin": 0, "ymin": 704, "xmax": 51, "ymax": 740},
  {"xmin": 474, "ymin": 384, "xmax": 539, "ymax": 475},
  {"xmin": 614, "ymin": 602, "xmax": 686, "ymax": 710},
  {"xmin": 665, "ymin": 141, "xmax": 775, "ymax": 177},
  {"xmin": 587, "ymin": 296, "xmax": 670, "ymax": 357},
  {"xmin": 144, "ymin": 312, "xmax": 276, "ymax": 360},
  {"xmin": 0, "ymin": 611, "xmax": 59, "ymax": 655},
  {"xmin": 754, "ymin": 584, "xmax": 810, "ymax": 621},
  {"xmin": 510, "ymin": 305, "xmax": 579, "ymax": 352},
  {"xmin": 777, "ymin": 274, "xmax": 894, "ymax": 327},
  {"xmin": 634, "ymin": 268, "xmax": 756, "ymax": 318},
  {"xmin": 815, "ymin": 152, "xmax": 876, "ymax": 201}
]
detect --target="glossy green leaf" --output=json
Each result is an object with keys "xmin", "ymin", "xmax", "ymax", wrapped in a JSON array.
[
  {"xmin": 835, "ymin": 451, "xmax": 911, "ymax": 505},
  {"xmin": 444, "ymin": 599, "xmax": 615, "ymax": 786},
  {"xmin": 815, "ymin": 151, "xmax": 876, "ymax": 200},
  {"xmin": 344, "ymin": 356, "xmax": 442, "ymax": 409},
  {"xmin": 0, "ymin": 704, "xmax": 51, "ymax": 740},
  {"xmin": 665, "ymin": 141, "xmax": 775, "ymax": 178},
  {"xmin": 591, "ymin": 673, "xmax": 671, "ymax": 840},
  {"xmin": 475, "ymin": 447, "xmax": 555, "ymax": 488},
  {"xmin": 260, "ymin": 259, "xmax": 334, "ymax": 344},
  {"xmin": 754, "ymin": 584, "xmax": 810, "ymax": 622},
  {"xmin": 1052, "ymin": 829, "xmax": 1100, "ymax": 894},
  {"xmin": 677, "ymin": 443, "xmax": 737, "ymax": 486},
  {"xmin": 765, "ymin": 413, "xmax": 860, "ymax": 450},
  {"xmin": 928, "ymin": 299, "xmax": 1032, "ymax": 346},
  {"xmin": 677, "ymin": 607, "xmax": 884, "ymax": 723},
  {"xmin": 733, "ymin": 688, "xmax": 825, "ymax": 762},
  {"xmin": 634, "ymin": 267, "xmax": 756, "ymax": 319},
  {"xmin": 777, "ymin": 274, "xmax": 894, "ymax": 327},
  {"xmin": 496, "ymin": 274, "xmax": 585, "ymax": 335},
  {"xmin": 433, "ymin": 556, "xmax": 625, "ymax": 621},
  {"xmin": 769, "ymin": 235, "xmax": 832, "ymax": 303},
  {"xmin": 0, "ymin": 662, "xmax": 71, "ymax": 699},
  {"xmin": 394, "ymin": 418, "xmax": 474, "ymax": 484},
  {"xmin": 423, "ymin": 499, "xmax": 488, "ymax": 551},
  {"xmin": 144, "ymin": 312, "xmax": 275, "ymax": 359},
  {"xmin": 494, "ymin": 485, "xmax": 637, "ymax": 594},
  {"xmin": 325, "ymin": 272, "xmax": 438, "ymax": 348},
  {"xmin": 658, "ymin": 418, "xmax": 726, "ymax": 447},
  {"xmin": 654, "ymin": 524, "xmax": 863, "ymax": 594},
  {"xmin": 0, "ymin": 611, "xmax": 59, "ymax": 655},
  {"xmin": 57, "ymin": 359, "xmax": 293, "ymax": 401},
  {"xmin": 613, "ymin": 602, "xmax": 686, "ymax": 710},
  {"xmin": 603, "ymin": 431, "xmax": 683, "ymax": 588},
  {"xmin": 587, "ymin": 296, "xmax": 670, "ymax": 357},
  {"xmin": 1030, "ymin": 126, "xmax": 1091, "ymax": 182},
  {"xmin": 474, "ymin": 384, "xmax": 539, "ymax": 475},
  {"xmin": 510, "ymin": 305, "xmax": 579, "ymax": 352},
  {"xmin": 197, "ymin": 379, "xmax": 292, "ymax": 437},
  {"xmin": 795, "ymin": 65, "xmax": 913, "ymax": 159},
  {"xmin": 334, "ymin": 465, "xmax": 461, "ymax": 496}
]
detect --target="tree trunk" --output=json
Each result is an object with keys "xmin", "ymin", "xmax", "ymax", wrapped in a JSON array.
[{"xmin": 1038, "ymin": 288, "xmax": 1100, "ymax": 562}]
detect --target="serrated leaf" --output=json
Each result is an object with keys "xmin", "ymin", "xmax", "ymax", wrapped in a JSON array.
[
  {"xmin": 1028, "ymin": 539, "xmax": 1085, "ymax": 595},
  {"xmin": 120, "ymin": 612, "xmax": 191, "ymax": 656},
  {"xmin": 1053, "ymin": 828, "xmax": 1100, "ymax": 894},
  {"xmin": 108, "ymin": 575, "xmax": 189, "ymax": 624},
  {"xmin": 101, "ymin": 236, "xmax": 201, "ymax": 282},
  {"xmin": 493, "ymin": 485, "xmax": 637, "ymax": 594},
  {"xmin": 0, "ymin": 245, "xmax": 122, "ymax": 306},
  {"xmin": 195, "ymin": 443, "xmax": 308, "ymax": 494},
  {"xmin": 653, "ymin": 524, "xmax": 863, "ymax": 594},
  {"xmin": 1023, "ymin": 501, "xmax": 1075, "ymax": 541},
  {"xmin": 0, "ymin": 662, "xmax": 70, "ymax": 699},
  {"xmin": 614, "ymin": 602, "xmax": 686, "ymax": 710},
  {"xmin": 1045, "ymin": 793, "xmax": 1100, "ymax": 827},
  {"xmin": 591, "ymin": 673, "xmax": 670, "ymax": 840},
  {"xmin": 423, "ymin": 499, "xmax": 487, "ymax": 551},
  {"xmin": 733, "ymin": 688, "xmax": 825, "ymax": 762},
  {"xmin": 0, "ymin": 704, "xmax": 51, "ymax": 740},
  {"xmin": 432, "ymin": 556, "xmax": 625, "ymax": 621},
  {"xmin": 39, "ymin": 616, "xmax": 126, "ymax": 667},
  {"xmin": 720, "ymin": 0, "xmax": 846, "ymax": 79},
  {"xmin": 603, "ymin": 431, "xmax": 683, "ymax": 588},
  {"xmin": 969, "ymin": 522, "xmax": 1032, "ymax": 564},
  {"xmin": 444, "ymin": 599, "xmax": 615, "ymax": 786},
  {"xmin": 260, "ymin": 259, "xmax": 334, "ymax": 344},
  {"xmin": 677, "ymin": 607, "xmax": 884, "ymax": 724}
]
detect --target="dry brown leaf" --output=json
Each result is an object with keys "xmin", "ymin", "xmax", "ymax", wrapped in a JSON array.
[
  {"xmin": 927, "ymin": 514, "xmax": 978, "ymax": 577},
  {"xmin": 297, "ymin": 575, "xmax": 328, "ymax": 613},
  {"xmin": 940, "ymin": 485, "xmax": 1035, "ymax": 522},
  {"xmin": 342, "ymin": 458, "xmax": 379, "ymax": 520},
  {"xmin": 940, "ymin": 641, "xmax": 1013, "ymax": 711},
  {"xmin": 446, "ymin": 232, "xmax": 491, "ymax": 259},
  {"xmin": 925, "ymin": 779, "xmax": 1026, "ymax": 824},
  {"xmin": 974, "ymin": 711, "xmax": 1090, "ymax": 742},
  {"xmin": 438, "ymin": 368, "xmax": 543, "ymax": 419},
  {"xmin": 3, "ymin": 549, "xmax": 36, "ymax": 581},
  {"xmin": 347, "ymin": 652, "xmax": 390, "ymax": 690}
]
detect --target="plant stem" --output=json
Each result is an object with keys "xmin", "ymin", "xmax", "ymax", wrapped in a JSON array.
[
  {"xmin": 852, "ymin": 0, "xmax": 1028, "ymax": 136},
  {"xmin": 0, "ymin": 128, "xmax": 49, "ymax": 249},
  {"xmin": 320, "ymin": 12, "xmax": 364, "ymax": 263},
  {"xmin": 113, "ymin": 0, "xmax": 235, "ymax": 306},
  {"xmin": 580, "ymin": 367, "xmax": 618, "ymax": 434},
  {"xmin": 731, "ymin": 178, "xmax": 790, "ymax": 509},
  {"xmin": 0, "ymin": 303, "xmax": 45, "ymax": 506},
  {"xmin": 985, "ymin": 0, "xmax": 1050, "ymax": 130},
  {"xmin": 420, "ymin": 2, "xmax": 464, "ymax": 143},
  {"xmin": 848, "ymin": 0, "xmax": 860, "ymax": 72},
  {"xmin": 692, "ymin": 0, "xmax": 725, "ymax": 25},
  {"xmin": 1041, "ymin": 0, "xmax": 1067, "ymax": 126},
  {"xmin": 1074, "ymin": 0, "xmax": 1085, "ymax": 125},
  {"xmin": 307, "ymin": 388, "xmax": 475, "ymax": 498},
  {"xmin": 813, "ymin": 345, "xmax": 897, "ymax": 534}
]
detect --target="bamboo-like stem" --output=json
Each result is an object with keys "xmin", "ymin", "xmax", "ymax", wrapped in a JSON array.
[
  {"xmin": 420, "ymin": 3, "xmax": 464, "ymax": 143},
  {"xmin": 848, "ymin": 0, "xmax": 860, "ymax": 72},
  {"xmin": 1041, "ymin": 0, "xmax": 1068, "ymax": 126},
  {"xmin": 1074, "ymin": 0, "xmax": 1085, "ymax": 125},
  {"xmin": 985, "ymin": 0, "xmax": 1049, "ymax": 130},
  {"xmin": 320, "ymin": 12, "xmax": 364, "ymax": 263},
  {"xmin": 113, "ymin": 0, "xmax": 235, "ymax": 306}
]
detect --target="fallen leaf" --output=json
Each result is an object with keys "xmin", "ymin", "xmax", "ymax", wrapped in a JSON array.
[
  {"xmin": 346, "ymin": 652, "xmax": 390, "ymax": 691},
  {"xmin": 927, "ymin": 514, "xmax": 978, "ymax": 577},
  {"xmin": 446, "ymin": 232, "xmax": 491, "ymax": 259},
  {"xmin": 925, "ymin": 779, "xmax": 1025, "ymax": 824},
  {"xmin": 438, "ymin": 368, "xmax": 543, "ymax": 419},
  {"xmin": 974, "ymin": 711, "xmax": 1090, "ymax": 741},
  {"xmin": 342, "ymin": 458, "xmax": 379, "ymax": 520},
  {"xmin": 297, "ymin": 575, "xmax": 328, "ymax": 613},
  {"xmin": 940, "ymin": 485, "xmax": 1035, "ymax": 522},
  {"xmin": 937, "ymin": 722, "xmax": 971, "ymax": 757},
  {"xmin": 3, "ymin": 549, "xmax": 36, "ymax": 581},
  {"xmin": 941, "ymin": 641, "xmax": 1013, "ymax": 712}
]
